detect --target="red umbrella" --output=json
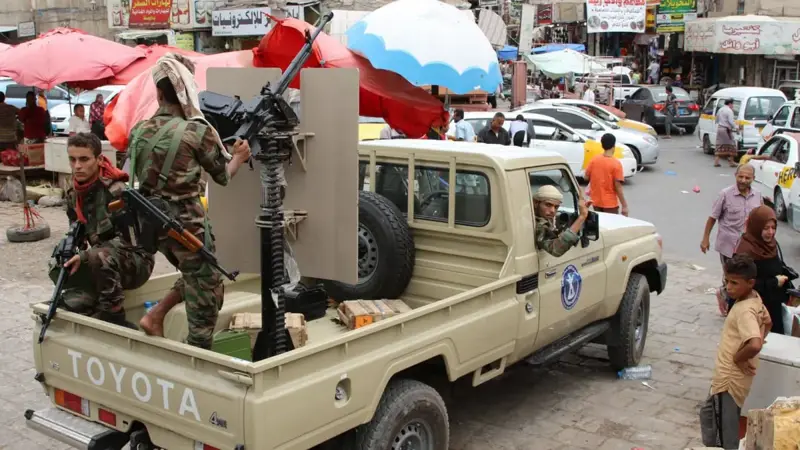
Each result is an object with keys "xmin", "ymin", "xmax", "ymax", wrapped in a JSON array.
[
  {"xmin": 73, "ymin": 44, "xmax": 203, "ymax": 90},
  {"xmin": 0, "ymin": 27, "xmax": 145, "ymax": 89},
  {"xmin": 253, "ymin": 17, "xmax": 448, "ymax": 138},
  {"xmin": 104, "ymin": 50, "xmax": 254, "ymax": 151},
  {"xmin": 0, "ymin": 43, "xmax": 10, "ymax": 53}
]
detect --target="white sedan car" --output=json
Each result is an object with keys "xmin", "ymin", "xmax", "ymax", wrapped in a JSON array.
[
  {"xmin": 742, "ymin": 131, "xmax": 800, "ymax": 222},
  {"xmin": 513, "ymin": 103, "xmax": 661, "ymax": 168},
  {"xmin": 448, "ymin": 111, "xmax": 637, "ymax": 179},
  {"xmin": 49, "ymin": 85, "xmax": 125, "ymax": 135}
]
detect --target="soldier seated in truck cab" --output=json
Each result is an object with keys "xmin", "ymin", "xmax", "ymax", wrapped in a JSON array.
[{"xmin": 533, "ymin": 185, "xmax": 589, "ymax": 257}]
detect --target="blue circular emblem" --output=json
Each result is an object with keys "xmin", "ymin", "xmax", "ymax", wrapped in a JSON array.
[{"xmin": 561, "ymin": 264, "xmax": 582, "ymax": 310}]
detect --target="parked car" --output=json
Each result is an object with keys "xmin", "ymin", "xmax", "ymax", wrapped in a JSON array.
[
  {"xmin": 739, "ymin": 131, "xmax": 800, "ymax": 221},
  {"xmin": 0, "ymin": 76, "xmax": 71, "ymax": 109},
  {"xmin": 759, "ymin": 100, "xmax": 800, "ymax": 144},
  {"xmin": 519, "ymin": 103, "xmax": 660, "ymax": 168},
  {"xmin": 447, "ymin": 111, "xmax": 638, "ymax": 179},
  {"xmin": 697, "ymin": 87, "xmax": 786, "ymax": 155},
  {"xmin": 622, "ymin": 85, "xmax": 700, "ymax": 134},
  {"xmin": 517, "ymin": 98, "xmax": 658, "ymax": 137},
  {"xmin": 49, "ymin": 85, "xmax": 125, "ymax": 135}
]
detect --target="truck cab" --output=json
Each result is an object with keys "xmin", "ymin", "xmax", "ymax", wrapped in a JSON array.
[{"xmin": 27, "ymin": 139, "xmax": 667, "ymax": 450}]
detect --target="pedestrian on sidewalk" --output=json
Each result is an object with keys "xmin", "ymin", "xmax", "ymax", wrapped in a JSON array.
[
  {"xmin": 584, "ymin": 133, "xmax": 629, "ymax": 216},
  {"xmin": 663, "ymin": 86, "xmax": 686, "ymax": 139},
  {"xmin": 714, "ymin": 98, "xmax": 739, "ymax": 167},
  {"xmin": 700, "ymin": 164, "xmax": 762, "ymax": 316},
  {"xmin": 699, "ymin": 254, "xmax": 770, "ymax": 450},
  {"xmin": 734, "ymin": 206, "xmax": 793, "ymax": 335}
]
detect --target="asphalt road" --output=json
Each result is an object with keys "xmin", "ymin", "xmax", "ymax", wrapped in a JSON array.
[{"xmin": 623, "ymin": 133, "xmax": 800, "ymax": 271}]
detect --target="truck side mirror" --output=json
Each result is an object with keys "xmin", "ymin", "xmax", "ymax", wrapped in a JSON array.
[{"xmin": 583, "ymin": 211, "xmax": 599, "ymax": 241}]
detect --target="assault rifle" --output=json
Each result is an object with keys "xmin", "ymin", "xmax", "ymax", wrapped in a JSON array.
[
  {"xmin": 39, "ymin": 220, "xmax": 86, "ymax": 343},
  {"xmin": 198, "ymin": 12, "xmax": 334, "ymax": 361},
  {"xmin": 108, "ymin": 189, "xmax": 239, "ymax": 281}
]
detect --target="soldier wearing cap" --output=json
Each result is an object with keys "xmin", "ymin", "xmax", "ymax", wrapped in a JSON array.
[{"xmin": 533, "ymin": 185, "xmax": 589, "ymax": 257}]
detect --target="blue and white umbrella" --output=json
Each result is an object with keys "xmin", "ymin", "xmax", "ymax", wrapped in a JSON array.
[{"xmin": 345, "ymin": 0, "xmax": 502, "ymax": 95}]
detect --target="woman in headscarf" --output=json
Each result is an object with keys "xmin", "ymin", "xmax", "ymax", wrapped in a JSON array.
[{"xmin": 733, "ymin": 206, "xmax": 789, "ymax": 334}]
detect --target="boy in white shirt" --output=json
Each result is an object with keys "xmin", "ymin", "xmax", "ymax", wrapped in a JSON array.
[{"xmin": 67, "ymin": 104, "xmax": 91, "ymax": 136}]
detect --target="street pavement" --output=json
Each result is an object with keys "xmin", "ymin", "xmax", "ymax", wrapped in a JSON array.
[{"xmin": 1, "ymin": 134, "xmax": 795, "ymax": 449}]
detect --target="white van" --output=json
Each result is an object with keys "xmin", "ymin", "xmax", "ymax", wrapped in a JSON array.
[{"xmin": 697, "ymin": 87, "xmax": 786, "ymax": 155}]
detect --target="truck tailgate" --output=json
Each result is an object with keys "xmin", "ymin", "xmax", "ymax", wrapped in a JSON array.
[{"xmin": 33, "ymin": 310, "xmax": 249, "ymax": 450}]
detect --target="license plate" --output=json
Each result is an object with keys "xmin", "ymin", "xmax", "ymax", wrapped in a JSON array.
[{"xmin": 679, "ymin": 108, "xmax": 688, "ymax": 115}]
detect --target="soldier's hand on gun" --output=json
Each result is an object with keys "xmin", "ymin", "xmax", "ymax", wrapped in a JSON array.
[
  {"xmin": 232, "ymin": 139, "xmax": 252, "ymax": 161},
  {"xmin": 63, "ymin": 254, "xmax": 81, "ymax": 275}
]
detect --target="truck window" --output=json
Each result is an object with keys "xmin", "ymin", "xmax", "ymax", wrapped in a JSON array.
[
  {"xmin": 528, "ymin": 168, "xmax": 578, "ymax": 212},
  {"xmin": 358, "ymin": 162, "xmax": 491, "ymax": 227},
  {"xmin": 744, "ymin": 96, "xmax": 784, "ymax": 121}
]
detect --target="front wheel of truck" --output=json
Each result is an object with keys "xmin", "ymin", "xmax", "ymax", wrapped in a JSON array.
[
  {"xmin": 355, "ymin": 379, "xmax": 449, "ymax": 450},
  {"xmin": 607, "ymin": 273, "xmax": 650, "ymax": 371}
]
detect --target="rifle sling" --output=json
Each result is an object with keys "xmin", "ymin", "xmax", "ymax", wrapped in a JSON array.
[{"xmin": 130, "ymin": 117, "xmax": 181, "ymax": 188}]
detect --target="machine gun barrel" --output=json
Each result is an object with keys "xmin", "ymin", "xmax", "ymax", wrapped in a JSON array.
[
  {"xmin": 273, "ymin": 11, "xmax": 334, "ymax": 95},
  {"xmin": 39, "ymin": 221, "xmax": 85, "ymax": 343}
]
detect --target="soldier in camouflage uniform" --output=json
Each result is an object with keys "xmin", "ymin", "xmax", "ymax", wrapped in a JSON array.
[
  {"xmin": 128, "ymin": 53, "xmax": 251, "ymax": 349},
  {"xmin": 533, "ymin": 185, "xmax": 589, "ymax": 257},
  {"xmin": 56, "ymin": 133, "xmax": 154, "ymax": 327}
]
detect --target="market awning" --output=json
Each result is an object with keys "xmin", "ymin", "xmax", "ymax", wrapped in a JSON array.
[
  {"xmin": 497, "ymin": 45, "xmax": 518, "ymax": 61},
  {"xmin": 525, "ymin": 48, "xmax": 605, "ymax": 78},
  {"xmin": 685, "ymin": 15, "xmax": 800, "ymax": 55},
  {"xmin": 531, "ymin": 43, "xmax": 585, "ymax": 54}
]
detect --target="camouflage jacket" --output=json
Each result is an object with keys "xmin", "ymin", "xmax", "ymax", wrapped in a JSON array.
[
  {"xmin": 535, "ymin": 217, "xmax": 579, "ymax": 257},
  {"xmin": 127, "ymin": 105, "xmax": 229, "ymax": 201},
  {"xmin": 66, "ymin": 179, "xmax": 129, "ymax": 248}
]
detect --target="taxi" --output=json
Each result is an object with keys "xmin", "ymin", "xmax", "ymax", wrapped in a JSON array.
[
  {"xmin": 698, "ymin": 87, "xmax": 786, "ymax": 154},
  {"xmin": 740, "ymin": 132, "xmax": 800, "ymax": 221},
  {"xmin": 448, "ymin": 111, "xmax": 637, "ymax": 179},
  {"xmin": 530, "ymin": 98, "xmax": 658, "ymax": 136}
]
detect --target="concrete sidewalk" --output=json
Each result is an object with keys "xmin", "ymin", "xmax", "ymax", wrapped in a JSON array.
[{"xmin": 0, "ymin": 202, "xmax": 724, "ymax": 449}]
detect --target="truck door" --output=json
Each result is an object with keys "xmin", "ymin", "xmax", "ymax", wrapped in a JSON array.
[{"xmin": 527, "ymin": 166, "xmax": 606, "ymax": 348}]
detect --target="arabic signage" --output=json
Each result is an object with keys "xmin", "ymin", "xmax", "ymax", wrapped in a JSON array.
[
  {"xmin": 586, "ymin": 0, "xmax": 647, "ymax": 34},
  {"xmin": 17, "ymin": 21, "xmax": 35, "ymax": 38},
  {"xmin": 212, "ymin": 7, "xmax": 273, "ymax": 36},
  {"xmin": 655, "ymin": 0, "xmax": 695, "ymax": 33},
  {"xmin": 108, "ymin": 0, "xmax": 131, "ymax": 29},
  {"xmin": 537, "ymin": 4, "xmax": 553, "ymax": 25},
  {"xmin": 129, "ymin": 0, "xmax": 172, "ymax": 28},
  {"xmin": 685, "ymin": 19, "xmax": 800, "ymax": 55},
  {"xmin": 169, "ymin": 0, "xmax": 226, "ymax": 30},
  {"xmin": 175, "ymin": 32, "xmax": 195, "ymax": 50}
]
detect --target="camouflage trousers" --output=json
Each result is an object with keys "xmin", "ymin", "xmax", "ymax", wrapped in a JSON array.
[
  {"xmin": 159, "ymin": 197, "xmax": 224, "ymax": 350},
  {"xmin": 53, "ymin": 241, "xmax": 155, "ymax": 318}
]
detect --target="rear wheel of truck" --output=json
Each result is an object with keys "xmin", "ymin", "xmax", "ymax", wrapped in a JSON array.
[
  {"xmin": 355, "ymin": 379, "xmax": 449, "ymax": 450},
  {"xmin": 324, "ymin": 191, "xmax": 415, "ymax": 301},
  {"xmin": 607, "ymin": 273, "xmax": 650, "ymax": 371}
]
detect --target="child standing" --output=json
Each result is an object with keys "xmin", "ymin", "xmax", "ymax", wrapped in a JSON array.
[
  {"xmin": 584, "ymin": 133, "xmax": 629, "ymax": 216},
  {"xmin": 699, "ymin": 254, "xmax": 771, "ymax": 449}
]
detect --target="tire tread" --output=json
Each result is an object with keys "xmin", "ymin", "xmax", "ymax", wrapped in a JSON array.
[{"xmin": 608, "ymin": 273, "xmax": 649, "ymax": 370}]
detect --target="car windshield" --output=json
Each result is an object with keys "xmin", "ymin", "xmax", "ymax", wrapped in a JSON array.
[
  {"xmin": 743, "ymin": 96, "xmax": 785, "ymax": 121},
  {"xmin": 651, "ymin": 87, "xmax": 691, "ymax": 100},
  {"xmin": 73, "ymin": 89, "xmax": 114, "ymax": 104}
]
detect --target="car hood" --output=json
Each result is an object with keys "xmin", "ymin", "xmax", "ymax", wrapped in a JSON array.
[
  {"xmin": 598, "ymin": 212, "xmax": 657, "ymax": 247},
  {"xmin": 49, "ymin": 103, "xmax": 74, "ymax": 119},
  {"xmin": 583, "ymin": 127, "xmax": 655, "ymax": 145}
]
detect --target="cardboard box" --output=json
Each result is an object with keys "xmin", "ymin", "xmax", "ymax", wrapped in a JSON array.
[
  {"xmin": 337, "ymin": 299, "xmax": 412, "ymax": 330},
  {"xmin": 19, "ymin": 143, "xmax": 45, "ymax": 166},
  {"xmin": 229, "ymin": 312, "xmax": 307, "ymax": 348}
]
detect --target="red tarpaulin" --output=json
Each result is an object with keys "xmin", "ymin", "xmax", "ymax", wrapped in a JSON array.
[
  {"xmin": 74, "ymin": 45, "xmax": 202, "ymax": 90},
  {"xmin": 104, "ymin": 50, "xmax": 254, "ymax": 151},
  {"xmin": 253, "ymin": 17, "xmax": 448, "ymax": 138},
  {"xmin": 0, "ymin": 28, "xmax": 145, "ymax": 89}
]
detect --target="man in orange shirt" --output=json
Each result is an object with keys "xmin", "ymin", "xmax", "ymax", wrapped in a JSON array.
[{"xmin": 584, "ymin": 133, "xmax": 629, "ymax": 216}]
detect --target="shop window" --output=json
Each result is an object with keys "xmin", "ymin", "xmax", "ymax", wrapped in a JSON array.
[{"xmin": 358, "ymin": 162, "xmax": 491, "ymax": 227}]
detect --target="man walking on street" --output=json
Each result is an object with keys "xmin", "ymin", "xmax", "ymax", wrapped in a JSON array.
[
  {"xmin": 700, "ymin": 164, "xmax": 762, "ymax": 316},
  {"xmin": 714, "ymin": 98, "xmax": 739, "ymax": 168},
  {"xmin": 584, "ymin": 133, "xmax": 629, "ymax": 215},
  {"xmin": 129, "ymin": 53, "xmax": 252, "ymax": 350},
  {"xmin": 664, "ymin": 86, "xmax": 686, "ymax": 139},
  {"xmin": 477, "ymin": 112, "xmax": 511, "ymax": 145},
  {"xmin": 57, "ymin": 132, "xmax": 154, "ymax": 328},
  {"xmin": 0, "ymin": 93, "xmax": 18, "ymax": 150}
]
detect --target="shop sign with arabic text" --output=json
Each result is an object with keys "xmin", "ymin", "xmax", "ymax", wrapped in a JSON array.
[
  {"xmin": 211, "ymin": 7, "xmax": 273, "ymax": 36},
  {"xmin": 537, "ymin": 4, "xmax": 552, "ymax": 25},
  {"xmin": 685, "ymin": 19, "xmax": 800, "ymax": 55},
  {"xmin": 129, "ymin": 0, "xmax": 172, "ymax": 28},
  {"xmin": 586, "ymin": 0, "xmax": 647, "ymax": 34},
  {"xmin": 655, "ymin": 0, "xmax": 695, "ymax": 32}
]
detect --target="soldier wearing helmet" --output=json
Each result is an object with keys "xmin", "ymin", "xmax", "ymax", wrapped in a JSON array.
[{"xmin": 533, "ymin": 185, "xmax": 589, "ymax": 257}]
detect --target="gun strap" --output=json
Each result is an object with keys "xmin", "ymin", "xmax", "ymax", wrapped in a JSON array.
[
  {"xmin": 131, "ymin": 117, "xmax": 181, "ymax": 189},
  {"xmin": 156, "ymin": 121, "xmax": 188, "ymax": 191}
]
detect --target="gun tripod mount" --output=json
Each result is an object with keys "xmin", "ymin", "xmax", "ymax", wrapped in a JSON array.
[{"xmin": 199, "ymin": 11, "xmax": 334, "ymax": 362}]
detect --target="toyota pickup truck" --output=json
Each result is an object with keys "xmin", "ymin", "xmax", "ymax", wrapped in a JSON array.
[{"xmin": 26, "ymin": 139, "xmax": 667, "ymax": 450}]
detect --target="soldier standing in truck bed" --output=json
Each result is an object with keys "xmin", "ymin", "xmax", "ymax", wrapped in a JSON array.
[
  {"xmin": 533, "ymin": 185, "xmax": 589, "ymax": 257},
  {"xmin": 127, "ymin": 53, "xmax": 251, "ymax": 350}
]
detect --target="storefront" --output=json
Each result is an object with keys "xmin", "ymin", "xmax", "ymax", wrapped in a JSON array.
[
  {"xmin": 170, "ymin": 0, "xmax": 228, "ymax": 54},
  {"xmin": 108, "ymin": 0, "xmax": 177, "ymax": 47},
  {"xmin": 685, "ymin": 15, "xmax": 800, "ymax": 88},
  {"xmin": 211, "ymin": 6, "xmax": 273, "ymax": 51}
]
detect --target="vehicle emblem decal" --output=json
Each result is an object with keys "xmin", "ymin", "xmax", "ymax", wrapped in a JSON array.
[
  {"xmin": 561, "ymin": 264, "xmax": 582, "ymax": 310},
  {"xmin": 210, "ymin": 412, "xmax": 228, "ymax": 429}
]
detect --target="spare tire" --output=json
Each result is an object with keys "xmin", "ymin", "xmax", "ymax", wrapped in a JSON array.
[{"xmin": 324, "ymin": 191, "xmax": 414, "ymax": 301}]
